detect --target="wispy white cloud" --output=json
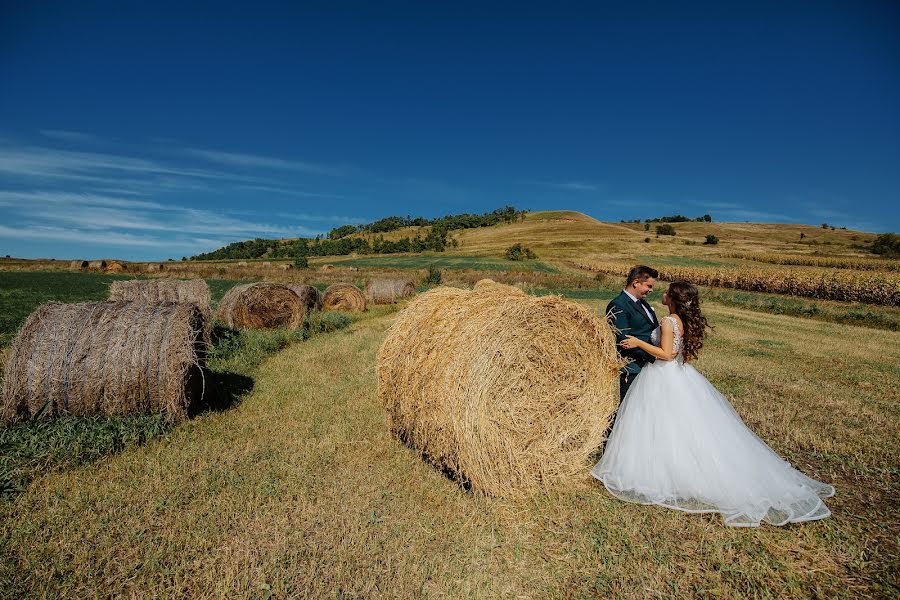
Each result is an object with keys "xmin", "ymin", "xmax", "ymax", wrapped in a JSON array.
[
  {"xmin": 0, "ymin": 223, "xmax": 221, "ymax": 249},
  {"xmin": 185, "ymin": 148, "xmax": 348, "ymax": 176},
  {"xmin": 40, "ymin": 129, "xmax": 106, "ymax": 144},
  {"xmin": 238, "ymin": 184, "xmax": 346, "ymax": 199}
]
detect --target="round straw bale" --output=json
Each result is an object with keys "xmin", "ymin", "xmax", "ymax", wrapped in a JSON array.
[
  {"xmin": 237, "ymin": 261, "xmax": 248, "ymax": 267},
  {"xmin": 109, "ymin": 279, "xmax": 213, "ymax": 344},
  {"xmin": 286, "ymin": 284, "xmax": 324, "ymax": 312},
  {"xmin": 322, "ymin": 283, "xmax": 366, "ymax": 312},
  {"xmin": 365, "ymin": 279, "xmax": 416, "ymax": 304},
  {"xmin": 70, "ymin": 260, "xmax": 88, "ymax": 270},
  {"xmin": 215, "ymin": 282, "xmax": 304, "ymax": 329},
  {"xmin": 1, "ymin": 301, "xmax": 205, "ymax": 423},
  {"xmin": 145, "ymin": 263, "xmax": 164, "ymax": 272},
  {"xmin": 280, "ymin": 263, "xmax": 294, "ymax": 271},
  {"xmin": 104, "ymin": 260, "xmax": 127, "ymax": 273},
  {"xmin": 377, "ymin": 281, "xmax": 625, "ymax": 496},
  {"xmin": 320, "ymin": 264, "xmax": 334, "ymax": 272},
  {"xmin": 87, "ymin": 260, "xmax": 107, "ymax": 270}
]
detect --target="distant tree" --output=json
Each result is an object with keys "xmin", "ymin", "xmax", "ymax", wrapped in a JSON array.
[
  {"xmin": 656, "ymin": 224, "xmax": 676, "ymax": 236},
  {"xmin": 181, "ymin": 256, "xmax": 187, "ymax": 261},
  {"xmin": 800, "ymin": 232, "xmax": 806, "ymax": 239},
  {"xmin": 704, "ymin": 234, "xmax": 719, "ymax": 245},
  {"xmin": 703, "ymin": 214, "xmax": 712, "ymax": 222},
  {"xmin": 643, "ymin": 222, "xmax": 650, "ymax": 231},
  {"xmin": 293, "ymin": 256, "xmax": 309, "ymax": 269},
  {"xmin": 871, "ymin": 233, "xmax": 900, "ymax": 257},
  {"xmin": 328, "ymin": 224, "xmax": 358, "ymax": 239},
  {"xmin": 644, "ymin": 237, "xmax": 651, "ymax": 243},
  {"xmin": 505, "ymin": 243, "xmax": 537, "ymax": 260},
  {"xmin": 821, "ymin": 223, "xmax": 829, "ymax": 229}
]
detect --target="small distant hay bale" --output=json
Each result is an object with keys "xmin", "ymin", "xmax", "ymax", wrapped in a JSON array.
[
  {"xmin": 280, "ymin": 263, "xmax": 294, "ymax": 271},
  {"xmin": 145, "ymin": 263, "xmax": 165, "ymax": 272},
  {"xmin": 377, "ymin": 280, "xmax": 625, "ymax": 496},
  {"xmin": 215, "ymin": 282, "xmax": 305, "ymax": 329},
  {"xmin": 320, "ymin": 264, "xmax": 334, "ymax": 272},
  {"xmin": 365, "ymin": 279, "xmax": 416, "ymax": 304},
  {"xmin": 109, "ymin": 279, "xmax": 213, "ymax": 344},
  {"xmin": 260, "ymin": 261, "xmax": 272, "ymax": 267},
  {"xmin": 286, "ymin": 284, "xmax": 324, "ymax": 312},
  {"xmin": 105, "ymin": 261, "xmax": 127, "ymax": 273},
  {"xmin": 237, "ymin": 261, "xmax": 249, "ymax": 267},
  {"xmin": 87, "ymin": 260, "xmax": 107, "ymax": 270},
  {"xmin": 1, "ymin": 301, "xmax": 206, "ymax": 423},
  {"xmin": 70, "ymin": 260, "xmax": 88, "ymax": 270},
  {"xmin": 322, "ymin": 283, "xmax": 366, "ymax": 312}
]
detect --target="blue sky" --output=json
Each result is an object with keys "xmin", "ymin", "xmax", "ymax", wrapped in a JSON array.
[{"xmin": 1, "ymin": 1, "xmax": 898, "ymax": 260}]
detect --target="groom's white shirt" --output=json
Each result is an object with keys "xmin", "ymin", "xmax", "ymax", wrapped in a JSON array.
[{"xmin": 623, "ymin": 289, "xmax": 656, "ymax": 322}]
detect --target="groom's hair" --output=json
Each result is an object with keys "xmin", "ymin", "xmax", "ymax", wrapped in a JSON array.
[{"xmin": 625, "ymin": 265, "xmax": 659, "ymax": 287}]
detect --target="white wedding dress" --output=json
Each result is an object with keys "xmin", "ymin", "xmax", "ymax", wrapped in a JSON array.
[{"xmin": 592, "ymin": 315, "xmax": 834, "ymax": 527}]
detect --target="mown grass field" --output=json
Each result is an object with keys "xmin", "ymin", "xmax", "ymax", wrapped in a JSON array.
[
  {"xmin": 1, "ymin": 237, "xmax": 898, "ymax": 597},
  {"xmin": 1, "ymin": 295, "xmax": 897, "ymax": 597}
]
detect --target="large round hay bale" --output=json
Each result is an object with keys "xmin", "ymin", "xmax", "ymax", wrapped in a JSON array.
[
  {"xmin": 365, "ymin": 279, "xmax": 416, "ymax": 304},
  {"xmin": 109, "ymin": 279, "xmax": 213, "ymax": 344},
  {"xmin": 69, "ymin": 260, "xmax": 88, "ymax": 270},
  {"xmin": 1, "ymin": 301, "xmax": 205, "ymax": 423},
  {"xmin": 377, "ymin": 281, "xmax": 625, "ymax": 496},
  {"xmin": 104, "ymin": 260, "xmax": 127, "ymax": 273},
  {"xmin": 145, "ymin": 263, "xmax": 164, "ymax": 273},
  {"xmin": 286, "ymin": 284, "xmax": 324, "ymax": 313},
  {"xmin": 322, "ymin": 283, "xmax": 366, "ymax": 312},
  {"xmin": 87, "ymin": 260, "xmax": 107, "ymax": 270},
  {"xmin": 215, "ymin": 282, "xmax": 304, "ymax": 329}
]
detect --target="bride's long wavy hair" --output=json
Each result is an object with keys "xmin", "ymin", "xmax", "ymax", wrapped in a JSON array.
[{"xmin": 666, "ymin": 281, "xmax": 711, "ymax": 362}]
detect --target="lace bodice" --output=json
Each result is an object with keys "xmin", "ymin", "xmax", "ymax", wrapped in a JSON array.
[{"xmin": 665, "ymin": 315, "xmax": 684, "ymax": 362}]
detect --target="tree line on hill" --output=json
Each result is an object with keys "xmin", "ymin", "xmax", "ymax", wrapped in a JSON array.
[
  {"xmin": 620, "ymin": 214, "xmax": 713, "ymax": 224},
  {"xmin": 191, "ymin": 206, "xmax": 529, "ymax": 261}
]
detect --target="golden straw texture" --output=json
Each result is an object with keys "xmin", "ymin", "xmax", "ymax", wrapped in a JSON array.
[
  {"xmin": 364, "ymin": 279, "xmax": 417, "ymax": 304},
  {"xmin": 377, "ymin": 280, "xmax": 625, "ymax": 496},
  {"xmin": 109, "ymin": 278, "xmax": 213, "ymax": 344},
  {"xmin": 1, "ymin": 301, "xmax": 205, "ymax": 423},
  {"xmin": 323, "ymin": 283, "xmax": 367, "ymax": 312},
  {"xmin": 285, "ymin": 284, "xmax": 324, "ymax": 313},
  {"xmin": 215, "ymin": 283, "xmax": 305, "ymax": 330}
]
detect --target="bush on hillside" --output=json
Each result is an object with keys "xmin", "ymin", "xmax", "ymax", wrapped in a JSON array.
[
  {"xmin": 656, "ymin": 224, "xmax": 676, "ymax": 236},
  {"xmin": 293, "ymin": 256, "xmax": 309, "ymax": 269},
  {"xmin": 425, "ymin": 264, "xmax": 442, "ymax": 285},
  {"xmin": 505, "ymin": 243, "xmax": 537, "ymax": 261},
  {"xmin": 704, "ymin": 234, "xmax": 719, "ymax": 245},
  {"xmin": 871, "ymin": 233, "xmax": 900, "ymax": 258}
]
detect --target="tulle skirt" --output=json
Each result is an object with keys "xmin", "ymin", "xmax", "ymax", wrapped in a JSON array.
[{"xmin": 591, "ymin": 359, "xmax": 834, "ymax": 527}]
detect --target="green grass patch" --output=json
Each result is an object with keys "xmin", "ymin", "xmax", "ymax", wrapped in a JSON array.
[
  {"xmin": 329, "ymin": 255, "xmax": 558, "ymax": 272},
  {"xmin": 0, "ymin": 271, "xmax": 137, "ymax": 346}
]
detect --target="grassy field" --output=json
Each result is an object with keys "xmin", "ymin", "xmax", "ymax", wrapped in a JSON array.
[
  {"xmin": 1, "ymin": 297, "xmax": 896, "ymax": 597},
  {"xmin": 322, "ymin": 254, "xmax": 558, "ymax": 272}
]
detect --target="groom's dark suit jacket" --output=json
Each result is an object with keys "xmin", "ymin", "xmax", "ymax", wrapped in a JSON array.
[{"xmin": 606, "ymin": 291, "xmax": 659, "ymax": 376}]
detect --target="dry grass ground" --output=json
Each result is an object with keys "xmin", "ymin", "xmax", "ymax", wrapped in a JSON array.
[{"xmin": 1, "ymin": 298, "xmax": 896, "ymax": 598}]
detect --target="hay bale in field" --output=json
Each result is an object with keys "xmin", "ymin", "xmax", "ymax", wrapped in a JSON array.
[
  {"xmin": 1, "ymin": 301, "xmax": 206, "ymax": 423},
  {"xmin": 377, "ymin": 280, "xmax": 625, "ymax": 496},
  {"xmin": 215, "ymin": 282, "xmax": 305, "ymax": 329},
  {"xmin": 145, "ymin": 263, "xmax": 164, "ymax": 272},
  {"xmin": 105, "ymin": 261, "xmax": 127, "ymax": 273},
  {"xmin": 365, "ymin": 278, "xmax": 416, "ymax": 304},
  {"xmin": 109, "ymin": 279, "xmax": 213, "ymax": 343},
  {"xmin": 280, "ymin": 263, "xmax": 293, "ymax": 271},
  {"xmin": 87, "ymin": 260, "xmax": 107, "ymax": 270},
  {"xmin": 320, "ymin": 264, "xmax": 334, "ymax": 272},
  {"xmin": 286, "ymin": 284, "xmax": 324, "ymax": 312},
  {"xmin": 237, "ymin": 261, "xmax": 249, "ymax": 267},
  {"xmin": 70, "ymin": 260, "xmax": 88, "ymax": 270},
  {"xmin": 322, "ymin": 283, "xmax": 366, "ymax": 312}
]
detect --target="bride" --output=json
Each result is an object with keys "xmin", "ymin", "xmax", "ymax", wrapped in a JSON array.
[{"xmin": 591, "ymin": 281, "xmax": 834, "ymax": 527}]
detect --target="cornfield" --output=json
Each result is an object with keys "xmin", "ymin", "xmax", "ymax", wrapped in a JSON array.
[
  {"xmin": 582, "ymin": 261, "xmax": 900, "ymax": 306},
  {"xmin": 723, "ymin": 252, "xmax": 900, "ymax": 272}
]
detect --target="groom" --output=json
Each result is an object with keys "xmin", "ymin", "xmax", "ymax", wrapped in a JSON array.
[{"xmin": 606, "ymin": 265, "xmax": 660, "ymax": 401}]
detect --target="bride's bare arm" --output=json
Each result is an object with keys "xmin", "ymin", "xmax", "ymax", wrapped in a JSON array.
[{"xmin": 621, "ymin": 319, "xmax": 677, "ymax": 361}]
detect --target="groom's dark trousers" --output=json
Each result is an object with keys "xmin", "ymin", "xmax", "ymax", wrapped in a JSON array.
[{"xmin": 606, "ymin": 291, "xmax": 660, "ymax": 402}]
